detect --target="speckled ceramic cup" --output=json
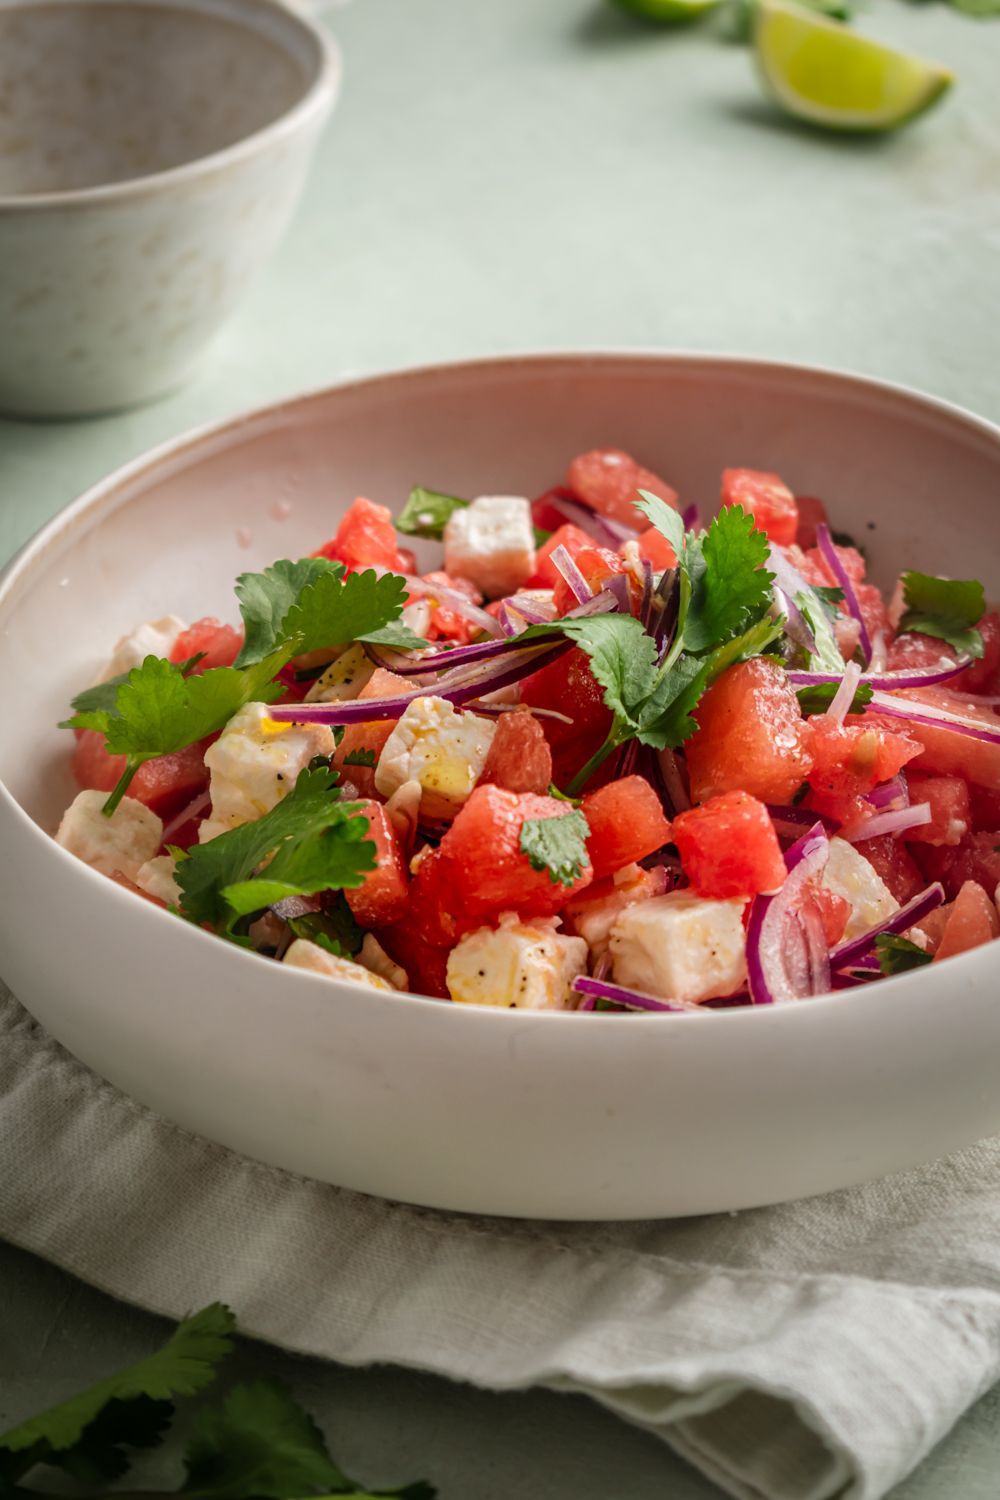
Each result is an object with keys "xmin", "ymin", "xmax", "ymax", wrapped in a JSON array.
[{"xmin": 0, "ymin": 0, "xmax": 339, "ymax": 416}]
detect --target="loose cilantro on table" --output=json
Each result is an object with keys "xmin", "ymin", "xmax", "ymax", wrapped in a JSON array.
[
  {"xmin": 520, "ymin": 808, "xmax": 591, "ymax": 886},
  {"xmin": 173, "ymin": 767, "xmax": 375, "ymax": 938},
  {"xmin": 0, "ymin": 1304, "xmax": 432, "ymax": 1500},
  {"xmin": 875, "ymin": 933, "xmax": 934, "ymax": 976},
  {"xmin": 898, "ymin": 570, "xmax": 986, "ymax": 659}
]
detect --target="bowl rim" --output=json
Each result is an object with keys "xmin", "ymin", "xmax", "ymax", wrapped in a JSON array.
[
  {"xmin": 0, "ymin": 0, "xmax": 340, "ymax": 212},
  {"xmin": 3, "ymin": 346, "xmax": 999, "ymax": 1028}
]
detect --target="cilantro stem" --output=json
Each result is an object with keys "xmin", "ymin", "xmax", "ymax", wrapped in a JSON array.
[
  {"xmin": 101, "ymin": 758, "xmax": 141, "ymax": 817},
  {"xmin": 565, "ymin": 730, "xmax": 624, "ymax": 797}
]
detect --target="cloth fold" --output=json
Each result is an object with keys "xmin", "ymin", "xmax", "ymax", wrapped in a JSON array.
[{"xmin": 2, "ymin": 984, "xmax": 999, "ymax": 1500}]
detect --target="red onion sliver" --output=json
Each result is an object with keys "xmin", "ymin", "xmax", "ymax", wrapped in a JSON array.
[
  {"xmin": 842, "ymin": 801, "xmax": 932, "ymax": 844},
  {"xmin": 745, "ymin": 824, "xmax": 830, "ymax": 1005},
  {"xmin": 825, "ymin": 660, "xmax": 862, "ymax": 726},
  {"xmin": 866, "ymin": 775, "xmax": 910, "ymax": 811},
  {"xmin": 656, "ymin": 747, "xmax": 691, "ymax": 813},
  {"xmin": 774, "ymin": 585, "xmax": 818, "ymax": 658},
  {"xmin": 161, "ymin": 789, "xmax": 211, "ymax": 844},
  {"xmin": 395, "ymin": 573, "xmax": 503, "ymax": 638},
  {"xmin": 815, "ymin": 524, "xmax": 872, "ymax": 666},
  {"xmin": 786, "ymin": 658, "xmax": 971, "ymax": 691},
  {"xmin": 572, "ymin": 976, "xmax": 702, "ymax": 1013},
  {"xmin": 681, "ymin": 504, "xmax": 701, "ymax": 531},
  {"xmin": 464, "ymin": 700, "xmax": 573, "ymax": 724},
  {"xmin": 550, "ymin": 543, "xmax": 593, "ymax": 605},
  {"xmin": 535, "ymin": 490, "xmax": 637, "ymax": 546},
  {"xmin": 868, "ymin": 690, "xmax": 1000, "ymax": 746},
  {"xmin": 830, "ymin": 883, "xmax": 945, "ymax": 972}
]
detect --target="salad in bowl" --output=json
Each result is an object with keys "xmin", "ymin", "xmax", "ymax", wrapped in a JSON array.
[{"xmin": 56, "ymin": 449, "xmax": 1000, "ymax": 1016}]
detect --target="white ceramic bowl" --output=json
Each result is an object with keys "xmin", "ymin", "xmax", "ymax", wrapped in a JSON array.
[
  {"xmin": 0, "ymin": 0, "xmax": 339, "ymax": 417},
  {"xmin": 2, "ymin": 353, "xmax": 999, "ymax": 1220}
]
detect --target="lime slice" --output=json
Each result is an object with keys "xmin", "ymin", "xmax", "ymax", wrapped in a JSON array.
[
  {"xmin": 754, "ymin": 0, "xmax": 954, "ymax": 132},
  {"xmin": 612, "ymin": 0, "xmax": 722, "ymax": 22}
]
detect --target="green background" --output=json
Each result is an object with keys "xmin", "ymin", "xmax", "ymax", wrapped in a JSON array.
[{"xmin": 2, "ymin": 0, "xmax": 999, "ymax": 1493}]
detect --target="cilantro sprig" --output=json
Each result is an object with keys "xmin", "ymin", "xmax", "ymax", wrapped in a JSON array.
[
  {"xmin": 875, "ymin": 933, "xmax": 934, "ymax": 976},
  {"xmin": 395, "ymin": 486, "xmax": 469, "ymax": 541},
  {"xmin": 898, "ymin": 570, "xmax": 985, "ymax": 659},
  {"xmin": 173, "ymin": 767, "xmax": 375, "ymax": 938},
  {"xmin": 235, "ymin": 561, "xmax": 426, "ymax": 668},
  {"xmin": 520, "ymin": 807, "xmax": 591, "ymax": 885},
  {"xmin": 0, "ymin": 1303, "xmax": 432, "ymax": 1500}
]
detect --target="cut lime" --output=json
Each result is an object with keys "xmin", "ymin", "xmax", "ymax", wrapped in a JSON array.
[
  {"xmin": 754, "ymin": 0, "xmax": 954, "ymax": 132},
  {"xmin": 612, "ymin": 0, "xmax": 722, "ymax": 22}
]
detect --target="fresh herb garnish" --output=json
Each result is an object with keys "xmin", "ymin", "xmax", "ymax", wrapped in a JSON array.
[
  {"xmin": 796, "ymin": 680, "xmax": 874, "ymax": 716},
  {"xmin": 68, "ymin": 655, "xmax": 206, "ymax": 718},
  {"xmin": 0, "ymin": 1303, "xmax": 431, "ymax": 1500},
  {"xmin": 396, "ymin": 486, "xmax": 469, "ymax": 540},
  {"xmin": 287, "ymin": 899, "xmax": 364, "ymax": 956},
  {"xmin": 235, "ymin": 561, "xmax": 425, "ymax": 667},
  {"xmin": 520, "ymin": 808, "xmax": 591, "ymax": 885},
  {"xmin": 64, "ymin": 651, "xmax": 290, "ymax": 814},
  {"xmin": 875, "ymin": 933, "xmax": 934, "ymax": 975},
  {"xmin": 342, "ymin": 747, "xmax": 377, "ymax": 768},
  {"xmin": 898, "ymin": 570, "xmax": 985, "ymax": 659},
  {"xmin": 173, "ymin": 767, "xmax": 375, "ymax": 937}
]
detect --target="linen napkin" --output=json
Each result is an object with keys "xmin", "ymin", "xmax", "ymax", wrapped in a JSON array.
[{"xmin": 2, "ymin": 983, "xmax": 999, "ymax": 1500}]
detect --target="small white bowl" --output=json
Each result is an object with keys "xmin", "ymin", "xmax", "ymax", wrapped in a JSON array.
[
  {"xmin": 2, "ymin": 353, "xmax": 999, "ymax": 1220},
  {"xmin": 0, "ymin": 0, "xmax": 339, "ymax": 417}
]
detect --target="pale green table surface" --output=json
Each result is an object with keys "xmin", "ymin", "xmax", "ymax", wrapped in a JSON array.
[{"xmin": 2, "ymin": 0, "xmax": 999, "ymax": 1493}]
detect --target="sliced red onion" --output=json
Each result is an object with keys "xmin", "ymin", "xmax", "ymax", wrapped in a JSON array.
[
  {"xmin": 656, "ymin": 747, "xmax": 691, "ymax": 813},
  {"xmin": 638, "ymin": 558, "xmax": 655, "ymax": 628},
  {"xmin": 774, "ymin": 585, "xmax": 818, "ymax": 658},
  {"xmin": 842, "ymin": 801, "xmax": 932, "ymax": 843},
  {"xmin": 606, "ymin": 572, "xmax": 632, "ymax": 614},
  {"xmin": 681, "ymin": 504, "xmax": 701, "ymax": 531},
  {"xmin": 869, "ymin": 628, "xmax": 888, "ymax": 674},
  {"xmin": 787, "ymin": 658, "xmax": 971, "ymax": 691},
  {"xmin": 395, "ymin": 573, "xmax": 503, "ymax": 638},
  {"xmin": 497, "ymin": 593, "xmax": 558, "ymax": 636},
  {"xmin": 745, "ymin": 824, "xmax": 831, "ymax": 1005},
  {"xmin": 463, "ymin": 700, "xmax": 573, "ymax": 724},
  {"xmin": 868, "ymin": 690, "xmax": 1000, "ymax": 746},
  {"xmin": 866, "ymin": 774, "xmax": 910, "ymax": 810},
  {"xmin": 550, "ymin": 543, "xmax": 593, "ymax": 605},
  {"xmin": 815, "ymin": 524, "xmax": 872, "ymax": 666},
  {"xmin": 825, "ymin": 661, "xmax": 863, "ymax": 726},
  {"xmin": 161, "ymin": 789, "xmax": 211, "ymax": 844},
  {"xmin": 765, "ymin": 804, "xmax": 835, "ymax": 841},
  {"xmin": 572, "ymin": 976, "xmax": 703, "ymax": 1013},
  {"xmin": 830, "ymin": 882, "xmax": 945, "ymax": 972},
  {"xmin": 533, "ymin": 490, "xmax": 637, "ymax": 546}
]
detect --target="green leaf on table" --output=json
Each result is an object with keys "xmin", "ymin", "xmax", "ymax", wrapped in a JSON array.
[
  {"xmin": 520, "ymin": 807, "xmax": 591, "ymax": 886},
  {"xmin": 898, "ymin": 570, "xmax": 985, "ymax": 659},
  {"xmin": 182, "ymin": 1381, "xmax": 349, "ymax": 1499},
  {"xmin": 396, "ymin": 486, "xmax": 469, "ymax": 540}
]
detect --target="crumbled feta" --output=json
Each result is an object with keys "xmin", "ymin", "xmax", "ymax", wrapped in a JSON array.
[
  {"xmin": 443, "ymin": 495, "xmax": 536, "ymax": 598},
  {"xmin": 134, "ymin": 853, "xmax": 180, "ymax": 906},
  {"xmin": 305, "ymin": 642, "xmax": 376, "ymax": 704},
  {"xmin": 359, "ymin": 933, "xmax": 409, "ymax": 991},
  {"xmin": 55, "ymin": 790, "xmax": 163, "ymax": 882},
  {"xmin": 609, "ymin": 892, "xmax": 747, "ymax": 1004},
  {"xmin": 447, "ymin": 913, "xmax": 587, "ymax": 1010},
  {"xmin": 283, "ymin": 938, "xmax": 395, "ymax": 992},
  {"xmin": 567, "ymin": 864, "xmax": 669, "ymax": 958},
  {"xmin": 822, "ymin": 836, "xmax": 898, "ymax": 940},
  {"xmin": 100, "ymin": 615, "xmax": 187, "ymax": 682},
  {"xmin": 200, "ymin": 701, "xmax": 335, "ymax": 842},
  {"xmin": 374, "ymin": 696, "xmax": 496, "ymax": 820}
]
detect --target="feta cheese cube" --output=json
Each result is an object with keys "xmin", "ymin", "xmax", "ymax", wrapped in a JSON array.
[
  {"xmin": 822, "ymin": 836, "xmax": 898, "ymax": 940},
  {"xmin": 200, "ymin": 701, "xmax": 335, "ymax": 842},
  {"xmin": 55, "ymin": 790, "xmax": 163, "ymax": 882},
  {"xmin": 447, "ymin": 913, "xmax": 588, "ymax": 1010},
  {"xmin": 567, "ymin": 864, "xmax": 669, "ymax": 958},
  {"xmin": 443, "ymin": 495, "xmax": 536, "ymax": 598},
  {"xmin": 374, "ymin": 696, "xmax": 496, "ymax": 820},
  {"xmin": 100, "ymin": 615, "xmax": 187, "ymax": 682},
  {"xmin": 609, "ymin": 892, "xmax": 747, "ymax": 1004},
  {"xmin": 305, "ymin": 642, "xmax": 376, "ymax": 704},
  {"xmin": 283, "ymin": 938, "xmax": 395, "ymax": 992},
  {"xmin": 359, "ymin": 933, "xmax": 410, "ymax": 991},
  {"xmin": 134, "ymin": 853, "xmax": 181, "ymax": 906}
]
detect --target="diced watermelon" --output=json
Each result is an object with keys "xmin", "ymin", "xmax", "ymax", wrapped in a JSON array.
[
  {"xmin": 377, "ymin": 914, "xmax": 451, "ymax": 998},
  {"xmin": 422, "ymin": 570, "xmax": 483, "ymax": 645},
  {"xmin": 685, "ymin": 658, "xmax": 813, "ymax": 806},
  {"xmin": 805, "ymin": 717, "xmax": 922, "ymax": 822},
  {"xmin": 885, "ymin": 631, "xmax": 957, "ymax": 677},
  {"xmin": 72, "ymin": 730, "xmax": 210, "ymax": 821},
  {"xmin": 479, "ymin": 711, "xmax": 553, "ymax": 795},
  {"xmin": 672, "ymin": 791, "xmax": 785, "ymax": 899},
  {"xmin": 531, "ymin": 487, "xmax": 581, "ymax": 536},
  {"xmin": 331, "ymin": 668, "xmax": 410, "ymax": 798},
  {"xmin": 854, "ymin": 583, "xmax": 892, "ymax": 646},
  {"xmin": 885, "ymin": 688, "xmax": 1000, "ymax": 791},
  {"xmin": 887, "ymin": 617, "xmax": 1000, "ymax": 696},
  {"xmin": 313, "ymin": 497, "xmax": 410, "ymax": 573},
  {"xmin": 635, "ymin": 527, "xmax": 677, "ymax": 571},
  {"xmin": 803, "ymin": 539, "xmax": 867, "ymax": 586},
  {"xmin": 170, "ymin": 617, "xmax": 243, "ymax": 673},
  {"xmin": 721, "ymin": 469, "xmax": 798, "ymax": 547},
  {"xmin": 911, "ymin": 831, "xmax": 1000, "ymax": 903},
  {"xmin": 521, "ymin": 647, "xmax": 613, "ymax": 788},
  {"xmin": 551, "ymin": 542, "xmax": 628, "ymax": 616},
  {"xmin": 580, "ymin": 776, "xmax": 672, "ymax": 880},
  {"xmin": 528, "ymin": 524, "xmax": 593, "ymax": 590},
  {"xmin": 794, "ymin": 496, "xmax": 829, "ymax": 551},
  {"xmin": 854, "ymin": 834, "xmax": 927, "ymax": 905},
  {"xmin": 969, "ymin": 784, "xmax": 1000, "ymax": 832},
  {"xmin": 344, "ymin": 801, "xmax": 409, "ymax": 927},
  {"xmin": 432, "ymin": 784, "xmax": 593, "ymax": 923},
  {"xmin": 565, "ymin": 448, "xmax": 679, "ymax": 528},
  {"xmin": 933, "ymin": 880, "xmax": 1000, "ymax": 962},
  {"xmin": 808, "ymin": 883, "xmax": 851, "ymax": 946},
  {"xmin": 903, "ymin": 773, "xmax": 971, "ymax": 847}
]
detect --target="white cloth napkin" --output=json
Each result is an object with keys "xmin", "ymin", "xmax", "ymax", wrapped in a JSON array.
[{"xmin": 3, "ymin": 984, "xmax": 999, "ymax": 1500}]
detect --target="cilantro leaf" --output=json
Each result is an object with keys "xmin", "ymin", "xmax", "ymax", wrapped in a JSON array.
[
  {"xmin": 235, "ymin": 558, "xmax": 343, "ymax": 668},
  {"xmin": 635, "ymin": 489, "xmax": 685, "ymax": 561},
  {"xmin": 875, "ymin": 933, "xmax": 934, "ymax": 976},
  {"xmin": 68, "ymin": 654, "xmax": 206, "ymax": 718},
  {"xmin": 520, "ymin": 808, "xmax": 591, "ymax": 886},
  {"xmin": 396, "ymin": 485, "xmax": 469, "ymax": 540},
  {"xmin": 182, "ymin": 1380, "xmax": 350, "ymax": 1499},
  {"xmin": 797, "ymin": 680, "xmax": 874, "ymax": 717},
  {"xmin": 281, "ymin": 569, "xmax": 412, "ymax": 656},
  {"xmin": 641, "ymin": 617, "xmax": 784, "ymax": 749},
  {"xmin": 556, "ymin": 613, "xmax": 660, "ymax": 733},
  {"xmin": 899, "ymin": 571, "xmax": 985, "ymax": 659},
  {"xmin": 176, "ymin": 767, "xmax": 375, "ymax": 934},
  {"xmin": 288, "ymin": 899, "xmax": 364, "ymax": 956},
  {"xmin": 65, "ymin": 652, "xmax": 289, "ymax": 814},
  {"xmin": 343, "ymin": 747, "xmax": 377, "ymax": 767},
  {"xmin": 683, "ymin": 506, "xmax": 773, "ymax": 652},
  {"xmin": 0, "ymin": 1305, "xmax": 233, "ymax": 1485}
]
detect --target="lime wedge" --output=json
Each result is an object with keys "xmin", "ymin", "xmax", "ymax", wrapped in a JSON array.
[
  {"xmin": 612, "ymin": 0, "xmax": 722, "ymax": 22},
  {"xmin": 754, "ymin": 0, "xmax": 954, "ymax": 132}
]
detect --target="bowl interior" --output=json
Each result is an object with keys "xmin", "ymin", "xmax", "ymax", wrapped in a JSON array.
[
  {"xmin": 0, "ymin": 0, "xmax": 321, "ymax": 196},
  {"xmin": 2, "ymin": 353, "xmax": 999, "ymax": 836}
]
